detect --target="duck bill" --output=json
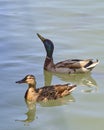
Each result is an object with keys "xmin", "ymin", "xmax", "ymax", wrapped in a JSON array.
[
  {"xmin": 15, "ymin": 78, "xmax": 26, "ymax": 84},
  {"xmin": 37, "ymin": 33, "xmax": 46, "ymax": 42}
]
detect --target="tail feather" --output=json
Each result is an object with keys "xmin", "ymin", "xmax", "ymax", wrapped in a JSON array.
[
  {"xmin": 61, "ymin": 84, "xmax": 76, "ymax": 97},
  {"xmin": 85, "ymin": 59, "xmax": 99, "ymax": 70},
  {"xmin": 67, "ymin": 84, "xmax": 77, "ymax": 93}
]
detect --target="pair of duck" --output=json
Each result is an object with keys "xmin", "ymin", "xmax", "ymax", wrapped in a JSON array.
[{"xmin": 16, "ymin": 34, "xmax": 99, "ymax": 102}]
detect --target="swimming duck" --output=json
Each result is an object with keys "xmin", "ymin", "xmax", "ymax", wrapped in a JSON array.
[
  {"xmin": 37, "ymin": 33, "xmax": 99, "ymax": 74},
  {"xmin": 16, "ymin": 75, "xmax": 76, "ymax": 102}
]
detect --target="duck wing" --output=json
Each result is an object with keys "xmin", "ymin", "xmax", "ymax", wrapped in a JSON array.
[
  {"xmin": 36, "ymin": 84, "xmax": 76, "ymax": 101},
  {"xmin": 55, "ymin": 59, "xmax": 99, "ymax": 72}
]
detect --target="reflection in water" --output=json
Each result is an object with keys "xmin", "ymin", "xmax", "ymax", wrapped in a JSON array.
[
  {"xmin": 16, "ymin": 95, "xmax": 75, "ymax": 125},
  {"xmin": 44, "ymin": 70, "xmax": 98, "ymax": 93},
  {"xmin": 39, "ymin": 94, "xmax": 75, "ymax": 107},
  {"xmin": 15, "ymin": 100, "xmax": 37, "ymax": 125}
]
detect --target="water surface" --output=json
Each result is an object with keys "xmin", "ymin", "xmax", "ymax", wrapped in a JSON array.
[{"xmin": 0, "ymin": 0, "xmax": 104, "ymax": 130}]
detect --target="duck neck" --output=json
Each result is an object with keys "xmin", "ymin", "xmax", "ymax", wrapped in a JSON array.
[
  {"xmin": 44, "ymin": 56, "xmax": 54, "ymax": 70},
  {"xmin": 28, "ymin": 83, "xmax": 36, "ymax": 89},
  {"xmin": 27, "ymin": 83, "xmax": 36, "ymax": 94},
  {"xmin": 25, "ymin": 83, "xmax": 37, "ymax": 101}
]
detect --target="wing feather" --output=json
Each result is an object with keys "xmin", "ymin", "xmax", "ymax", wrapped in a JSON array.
[{"xmin": 55, "ymin": 59, "xmax": 94, "ymax": 69}]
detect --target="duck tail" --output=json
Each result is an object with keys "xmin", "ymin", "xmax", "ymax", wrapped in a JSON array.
[
  {"xmin": 67, "ymin": 84, "xmax": 77, "ymax": 92},
  {"xmin": 86, "ymin": 59, "xmax": 99, "ymax": 70}
]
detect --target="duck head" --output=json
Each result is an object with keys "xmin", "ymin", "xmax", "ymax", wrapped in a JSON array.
[
  {"xmin": 37, "ymin": 33, "xmax": 54, "ymax": 58},
  {"xmin": 16, "ymin": 75, "xmax": 36, "ymax": 86}
]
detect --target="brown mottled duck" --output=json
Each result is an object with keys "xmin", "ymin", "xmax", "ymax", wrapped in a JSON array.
[{"xmin": 16, "ymin": 74, "xmax": 76, "ymax": 102}]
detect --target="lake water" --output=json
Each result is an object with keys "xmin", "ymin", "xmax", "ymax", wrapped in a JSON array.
[{"xmin": 0, "ymin": 0, "xmax": 104, "ymax": 130}]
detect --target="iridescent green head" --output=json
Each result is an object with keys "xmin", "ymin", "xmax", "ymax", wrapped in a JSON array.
[{"xmin": 37, "ymin": 33, "xmax": 54, "ymax": 58}]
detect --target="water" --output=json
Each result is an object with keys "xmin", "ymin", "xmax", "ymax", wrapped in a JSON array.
[{"xmin": 0, "ymin": 0, "xmax": 104, "ymax": 130}]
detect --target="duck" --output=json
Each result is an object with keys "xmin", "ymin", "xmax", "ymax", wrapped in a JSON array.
[
  {"xmin": 37, "ymin": 33, "xmax": 99, "ymax": 74},
  {"xmin": 16, "ymin": 74, "xmax": 76, "ymax": 102}
]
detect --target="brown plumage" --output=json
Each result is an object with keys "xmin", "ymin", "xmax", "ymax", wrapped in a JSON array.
[
  {"xmin": 37, "ymin": 33, "xmax": 99, "ymax": 74},
  {"xmin": 16, "ymin": 75, "xmax": 76, "ymax": 102}
]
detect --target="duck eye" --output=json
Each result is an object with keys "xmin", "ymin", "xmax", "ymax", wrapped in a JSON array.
[
  {"xmin": 30, "ymin": 77, "xmax": 34, "ymax": 79},
  {"xmin": 27, "ymin": 77, "xmax": 33, "ymax": 79}
]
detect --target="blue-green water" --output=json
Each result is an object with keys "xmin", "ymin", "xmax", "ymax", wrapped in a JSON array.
[{"xmin": 0, "ymin": 0, "xmax": 104, "ymax": 130}]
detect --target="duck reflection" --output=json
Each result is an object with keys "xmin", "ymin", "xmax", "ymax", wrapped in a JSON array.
[
  {"xmin": 24, "ymin": 100, "xmax": 37, "ymax": 123},
  {"xmin": 16, "ymin": 94, "xmax": 75, "ymax": 125},
  {"xmin": 44, "ymin": 70, "xmax": 98, "ymax": 93},
  {"xmin": 39, "ymin": 94, "xmax": 75, "ymax": 107},
  {"xmin": 15, "ymin": 100, "xmax": 37, "ymax": 125}
]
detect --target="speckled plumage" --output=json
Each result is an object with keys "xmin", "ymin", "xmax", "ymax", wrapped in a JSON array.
[
  {"xmin": 16, "ymin": 75, "xmax": 76, "ymax": 102},
  {"xmin": 37, "ymin": 33, "xmax": 99, "ymax": 74}
]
